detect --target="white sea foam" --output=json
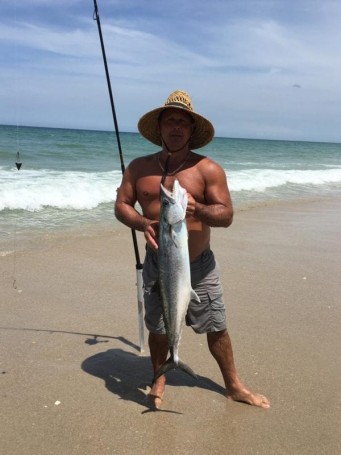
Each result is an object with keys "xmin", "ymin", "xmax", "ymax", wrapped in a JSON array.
[
  {"xmin": 0, "ymin": 169, "xmax": 123, "ymax": 211},
  {"xmin": 228, "ymin": 168, "xmax": 341, "ymax": 192},
  {"xmin": 1, "ymin": 167, "xmax": 341, "ymax": 213}
]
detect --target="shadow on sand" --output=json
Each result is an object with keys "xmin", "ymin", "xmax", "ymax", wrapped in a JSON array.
[
  {"xmin": 1, "ymin": 326, "xmax": 225, "ymax": 413},
  {"xmin": 0, "ymin": 326, "xmax": 140, "ymax": 350},
  {"xmin": 81, "ymin": 348, "xmax": 225, "ymax": 414}
]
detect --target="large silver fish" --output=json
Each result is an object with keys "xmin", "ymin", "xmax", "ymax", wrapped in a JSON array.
[{"xmin": 154, "ymin": 179, "xmax": 200, "ymax": 381}]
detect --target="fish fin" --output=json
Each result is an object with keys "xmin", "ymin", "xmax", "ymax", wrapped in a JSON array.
[
  {"xmin": 153, "ymin": 357, "xmax": 197, "ymax": 382},
  {"xmin": 168, "ymin": 226, "xmax": 179, "ymax": 248},
  {"xmin": 191, "ymin": 289, "xmax": 201, "ymax": 304},
  {"xmin": 177, "ymin": 359, "xmax": 197, "ymax": 380},
  {"xmin": 150, "ymin": 281, "xmax": 159, "ymax": 294}
]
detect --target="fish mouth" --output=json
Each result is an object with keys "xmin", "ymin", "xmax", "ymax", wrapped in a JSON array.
[
  {"xmin": 160, "ymin": 180, "xmax": 188, "ymax": 221},
  {"xmin": 160, "ymin": 183, "xmax": 175, "ymax": 202}
]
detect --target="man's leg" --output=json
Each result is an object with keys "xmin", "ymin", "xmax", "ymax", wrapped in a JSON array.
[
  {"xmin": 147, "ymin": 332, "xmax": 168, "ymax": 408},
  {"xmin": 207, "ymin": 329, "xmax": 270, "ymax": 408}
]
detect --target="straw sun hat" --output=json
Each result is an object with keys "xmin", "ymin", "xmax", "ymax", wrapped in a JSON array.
[{"xmin": 137, "ymin": 90, "xmax": 214, "ymax": 150}]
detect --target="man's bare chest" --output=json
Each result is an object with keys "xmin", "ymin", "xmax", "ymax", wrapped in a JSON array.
[{"xmin": 136, "ymin": 170, "xmax": 206, "ymax": 205}]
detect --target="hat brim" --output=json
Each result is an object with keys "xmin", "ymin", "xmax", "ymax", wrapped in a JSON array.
[{"xmin": 138, "ymin": 105, "xmax": 214, "ymax": 150}]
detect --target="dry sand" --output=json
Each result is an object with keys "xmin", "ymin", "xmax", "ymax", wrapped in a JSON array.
[{"xmin": 1, "ymin": 197, "xmax": 340, "ymax": 454}]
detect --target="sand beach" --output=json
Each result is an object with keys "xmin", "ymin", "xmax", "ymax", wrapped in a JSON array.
[{"xmin": 1, "ymin": 196, "xmax": 340, "ymax": 454}]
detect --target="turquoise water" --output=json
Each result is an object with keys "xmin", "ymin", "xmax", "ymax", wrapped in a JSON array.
[{"xmin": 1, "ymin": 124, "xmax": 341, "ymax": 240}]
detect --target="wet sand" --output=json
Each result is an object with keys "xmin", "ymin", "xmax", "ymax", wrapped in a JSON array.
[{"xmin": 1, "ymin": 197, "xmax": 340, "ymax": 454}]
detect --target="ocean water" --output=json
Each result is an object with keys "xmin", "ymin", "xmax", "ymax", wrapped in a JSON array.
[{"xmin": 1, "ymin": 124, "xmax": 341, "ymax": 241}]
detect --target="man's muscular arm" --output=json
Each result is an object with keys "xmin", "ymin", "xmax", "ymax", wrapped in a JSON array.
[
  {"xmin": 186, "ymin": 159, "xmax": 233, "ymax": 228},
  {"xmin": 114, "ymin": 161, "xmax": 159, "ymax": 249},
  {"xmin": 114, "ymin": 169, "xmax": 148, "ymax": 230}
]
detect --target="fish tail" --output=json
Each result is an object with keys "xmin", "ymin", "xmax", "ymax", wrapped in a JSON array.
[
  {"xmin": 153, "ymin": 354, "xmax": 197, "ymax": 383},
  {"xmin": 177, "ymin": 359, "xmax": 198, "ymax": 380}
]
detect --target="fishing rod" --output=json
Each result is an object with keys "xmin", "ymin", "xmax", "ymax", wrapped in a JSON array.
[{"xmin": 93, "ymin": 0, "xmax": 144, "ymax": 352}]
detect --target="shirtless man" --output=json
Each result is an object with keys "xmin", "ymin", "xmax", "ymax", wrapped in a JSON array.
[{"xmin": 115, "ymin": 90, "xmax": 270, "ymax": 409}]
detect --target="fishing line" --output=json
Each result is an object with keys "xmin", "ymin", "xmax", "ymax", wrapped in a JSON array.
[
  {"xmin": 10, "ymin": 1, "xmax": 23, "ymax": 291},
  {"xmin": 160, "ymin": 154, "xmax": 171, "ymax": 186},
  {"xmin": 11, "ymin": 140, "xmax": 23, "ymax": 291},
  {"xmin": 159, "ymin": 121, "xmax": 194, "ymax": 186}
]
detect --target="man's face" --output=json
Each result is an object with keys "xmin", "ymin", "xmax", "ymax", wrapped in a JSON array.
[{"xmin": 159, "ymin": 108, "xmax": 194, "ymax": 151}]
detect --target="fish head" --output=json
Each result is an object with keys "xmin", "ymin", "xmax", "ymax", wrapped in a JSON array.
[{"xmin": 160, "ymin": 179, "xmax": 188, "ymax": 225}]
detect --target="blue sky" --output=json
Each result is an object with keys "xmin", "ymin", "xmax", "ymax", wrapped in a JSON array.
[{"xmin": 1, "ymin": 0, "xmax": 340, "ymax": 142}]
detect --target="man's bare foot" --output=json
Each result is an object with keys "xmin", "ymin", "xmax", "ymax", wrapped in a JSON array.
[
  {"xmin": 146, "ymin": 378, "xmax": 166, "ymax": 409},
  {"xmin": 227, "ymin": 387, "xmax": 270, "ymax": 409}
]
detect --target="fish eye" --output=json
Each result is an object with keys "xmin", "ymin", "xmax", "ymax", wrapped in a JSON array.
[{"xmin": 162, "ymin": 199, "xmax": 169, "ymax": 206}]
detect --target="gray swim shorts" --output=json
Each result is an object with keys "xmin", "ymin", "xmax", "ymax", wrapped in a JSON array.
[{"xmin": 142, "ymin": 247, "xmax": 227, "ymax": 334}]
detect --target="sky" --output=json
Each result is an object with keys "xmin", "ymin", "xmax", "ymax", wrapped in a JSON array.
[{"xmin": 1, "ymin": 0, "xmax": 341, "ymax": 142}]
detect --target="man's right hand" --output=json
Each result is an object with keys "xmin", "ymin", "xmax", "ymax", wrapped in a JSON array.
[{"xmin": 144, "ymin": 221, "xmax": 159, "ymax": 250}]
